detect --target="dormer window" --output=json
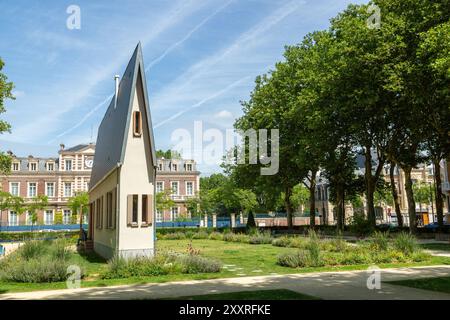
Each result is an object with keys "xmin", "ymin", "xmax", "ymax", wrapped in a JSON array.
[
  {"xmin": 158, "ymin": 163, "xmax": 163, "ymax": 171},
  {"xmin": 30, "ymin": 162, "xmax": 37, "ymax": 171},
  {"xmin": 172, "ymin": 163, "xmax": 178, "ymax": 172},
  {"xmin": 47, "ymin": 162, "xmax": 54, "ymax": 171},
  {"xmin": 133, "ymin": 111, "xmax": 142, "ymax": 137},
  {"xmin": 186, "ymin": 163, "xmax": 192, "ymax": 171},
  {"xmin": 12, "ymin": 162, "xmax": 19, "ymax": 171}
]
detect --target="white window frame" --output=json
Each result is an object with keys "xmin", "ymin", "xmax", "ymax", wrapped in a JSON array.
[
  {"xmin": 29, "ymin": 162, "xmax": 38, "ymax": 171},
  {"xmin": 8, "ymin": 211, "xmax": 18, "ymax": 226},
  {"xmin": 12, "ymin": 162, "xmax": 19, "ymax": 171},
  {"xmin": 65, "ymin": 159, "xmax": 73, "ymax": 171},
  {"xmin": 172, "ymin": 163, "xmax": 178, "ymax": 172},
  {"xmin": 186, "ymin": 163, "xmax": 193, "ymax": 171},
  {"xmin": 46, "ymin": 182, "xmax": 55, "ymax": 197},
  {"xmin": 9, "ymin": 182, "xmax": 20, "ymax": 197},
  {"xmin": 44, "ymin": 210, "xmax": 54, "ymax": 225},
  {"xmin": 186, "ymin": 181, "xmax": 193, "ymax": 196},
  {"xmin": 47, "ymin": 162, "xmax": 54, "ymax": 171},
  {"xmin": 63, "ymin": 209, "xmax": 71, "ymax": 225},
  {"xmin": 158, "ymin": 163, "xmax": 163, "ymax": 171},
  {"xmin": 26, "ymin": 211, "xmax": 33, "ymax": 226},
  {"xmin": 171, "ymin": 181, "xmax": 179, "ymax": 196},
  {"xmin": 156, "ymin": 181, "xmax": 164, "ymax": 193},
  {"xmin": 28, "ymin": 182, "xmax": 37, "ymax": 197},
  {"xmin": 64, "ymin": 182, "xmax": 72, "ymax": 197},
  {"xmin": 156, "ymin": 209, "xmax": 163, "ymax": 222},
  {"xmin": 171, "ymin": 207, "xmax": 179, "ymax": 221}
]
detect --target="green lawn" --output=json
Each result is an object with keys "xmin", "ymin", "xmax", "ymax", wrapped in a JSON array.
[
  {"xmin": 164, "ymin": 289, "xmax": 320, "ymax": 300},
  {"xmin": 388, "ymin": 276, "xmax": 450, "ymax": 294},
  {"xmin": 1, "ymin": 239, "xmax": 450, "ymax": 294}
]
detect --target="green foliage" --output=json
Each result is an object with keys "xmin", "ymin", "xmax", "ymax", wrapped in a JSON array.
[
  {"xmin": 349, "ymin": 214, "xmax": 374, "ymax": 236},
  {"xmin": 371, "ymin": 231, "xmax": 390, "ymax": 251},
  {"xmin": 180, "ymin": 255, "xmax": 222, "ymax": 274},
  {"xmin": 277, "ymin": 251, "xmax": 311, "ymax": 268},
  {"xmin": 248, "ymin": 230, "xmax": 273, "ymax": 244},
  {"xmin": 393, "ymin": 232, "xmax": 419, "ymax": 256},
  {"xmin": 156, "ymin": 190, "xmax": 175, "ymax": 213},
  {"xmin": 156, "ymin": 149, "xmax": 182, "ymax": 159}
]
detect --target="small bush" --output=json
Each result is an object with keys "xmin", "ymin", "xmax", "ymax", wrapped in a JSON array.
[
  {"xmin": 180, "ymin": 255, "xmax": 222, "ymax": 274},
  {"xmin": 192, "ymin": 231, "xmax": 209, "ymax": 240},
  {"xmin": 277, "ymin": 251, "xmax": 310, "ymax": 268},
  {"xmin": 50, "ymin": 239, "xmax": 71, "ymax": 260},
  {"xmin": 306, "ymin": 231, "xmax": 322, "ymax": 267},
  {"xmin": 272, "ymin": 236, "xmax": 291, "ymax": 247},
  {"xmin": 0, "ymin": 257, "xmax": 75, "ymax": 283},
  {"xmin": 349, "ymin": 214, "xmax": 373, "ymax": 236},
  {"xmin": 246, "ymin": 211, "xmax": 256, "ymax": 229},
  {"xmin": 248, "ymin": 231, "xmax": 273, "ymax": 244},
  {"xmin": 371, "ymin": 231, "xmax": 389, "ymax": 251},
  {"xmin": 393, "ymin": 232, "xmax": 418, "ymax": 256},
  {"xmin": 19, "ymin": 240, "xmax": 48, "ymax": 260},
  {"xmin": 163, "ymin": 232, "xmax": 187, "ymax": 240},
  {"xmin": 208, "ymin": 232, "xmax": 223, "ymax": 241}
]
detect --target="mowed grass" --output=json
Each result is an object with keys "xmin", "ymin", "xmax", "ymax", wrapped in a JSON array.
[
  {"xmin": 388, "ymin": 276, "xmax": 450, "ymax": 294},
  {"xmin": 165, "ymin": 289, "xmax": 320, "ymax": 300},
  {"xmin": 1, "ymin": 239, "xmax": 450, "ymax": 294}
]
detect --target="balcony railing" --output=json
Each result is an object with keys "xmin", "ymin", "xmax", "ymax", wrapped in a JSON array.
[{"xmin": 170, "ymin": 195, "xmax": 195, "ymax": 201}]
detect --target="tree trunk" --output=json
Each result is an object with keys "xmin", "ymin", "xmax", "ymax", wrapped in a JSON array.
[
  {"xmin": 79, "ymin": 205, "xmax": 83, "ymax": 240},
  {"xmin": 433, "ymin": 158, "xmax": 444, "ymax": 229},
  {"xmin": 403, "ymin": 166, "xmax": 417, "ymax": 233},
  {"xmin": 364, "ymin": 146, "xmax": 376, "ymax": 228},
  {"xmin": 285, "ymin": 187, "xmax": 294, "ymax": 230},
  {"xmin": 389, "ymin": 162, "xmax": 403, "ymax": 227},
  {"xmin": 309, "ymin": 170, "xmax": 318, "ymax": 228},
  {"xmin": 336, "ymin": 185, "xmax": 345, "ymax": 232}
]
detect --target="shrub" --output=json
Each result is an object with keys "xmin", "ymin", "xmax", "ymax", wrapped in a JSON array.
[
  {"xmin": 393, "ymin": 232, "xmax": 418, "ymax": 256},
  {"xmin": 371, "ymin": 231, "xmax": 389, "ymax": 251},
  {"xmin": 163, "ymin": 232, "xmax": 187, "ymax": 240},
  {"xmin": 272, "ymin": 236, "xmax": 291, "ymax": 247},
  {"xmin": 192, "ymin": 231, "xmax": 209, "ymax": 239},
  {"xmin": 50, "ymin": 239, "xmax": 71, "ymax": 260},
  {"xmin": 277, "ymin": 251, "xmax": 310, "ymax": 268},
  {"xmin": 0, "ymin": 257, "xmax": 76, "ymax": 283},
  {"xmin": 248, "ymin": 231, "xmax": 272, "ymax": 244},
  {"xmin": 180, "ymin": 255, "xmax": 222, "ymax": 274},
  {"xmin": 306, "ymin": 231, "xmax": 322, "ymax": 267},
  {"xmin": 246, "ymin": 211, "xmax": 256, "ymax": 229},
  {"xmin": 349, "ymin": 214, "xmax": 373, "ymax": 236},
  {"xmin": 19, "ymin": 240, "xmax": 48, "ymax": 260},
  {"xmin": 208, "ymin": 232, "xmax": 223, "ymax": 241}
]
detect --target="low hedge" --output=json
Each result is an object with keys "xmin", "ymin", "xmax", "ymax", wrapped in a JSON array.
[{"xmin": 0, "ymin": 231, "xmax": 79, "ymax": 242}]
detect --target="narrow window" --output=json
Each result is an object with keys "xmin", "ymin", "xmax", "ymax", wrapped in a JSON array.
[
  {"xmin": 133, "ymin": 111, "xmax": 142, "ymax": 137},
  {"xmin": 142, "ymin": 195, "xmax": 148, "ymax": 225},
  {"xmin": 12, "ymin": 162, "xmax": 19, "ymax": 171},
  {"xmin": 30, "ymin": 162, "xmax": 37, "ymax": 171},
  {"xmin": 65, "ymin": 159, "xmax": 72, "ymax": 171},
  {"xmin": 10, "ymin": 182, "xmax": 19, "ymax": 196},
  {"xmin": 127, "ymin": 194, "xmax": 139, "ymax": 226}
]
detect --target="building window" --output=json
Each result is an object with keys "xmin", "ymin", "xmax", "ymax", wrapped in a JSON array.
[
  {"xmin": 65, "ymin": 159, "xmax": 72, "ymax": 171},
  {"xmin": 158, "ymin": 163, "xmax": 163, "ymax": 171},
  {"xmin": 28, "ymin": 182, "xmax": 37, "ymax": 197},
  {"xmin": 30, "ymin": 162, "xmax": 37, "ymax": 171},
  {"xmin": 142, "ymin": 195, "xmax": 148, "ymax": 225},
  {"xmin": 186, "ymin": 182, "xmax": 193, "ymax": 196},
  {"xmin": 156, "ymin": 209, "xmax": 163, "ymax": 222},
  {"xmin": 9, "ymin": 211, "xmax": 18, "ymax": 226},
  {"xmin": 26, "ymin": 212, "xmax": 33, "ymax": 226},
  {"xmin": 172, "ymin": 163, "xmax": 178, "ymax": 171},
  {"xmin": 63, "ymin": 210, "xmax": 71, "ymax": 224},
  {"xmin": 46, "ymin": 182, "xmax": 55, "ymax": 197},
  {"xmin": 10, "ymin": 182, "xmax": 19, "ymax": 196},
  {"xmin": 171, "ymin": 207, "xmax": 179, "ymax": 221},
  {"xmin": 133, "ymin": 111, "xmax": 142, "ymax": 137},
  {"xmin": 186, "ymin": 163, "xmax": 192, "ymax": 171},
  {"xmin": 44, "ymin": 210, "xmax": 54, "ymax": 225},
  {"xmin": 156, "ymin": 181, "xmax": 163, "ymax": 193},
  {"xmin": 127, "ymin": 195, "xmax": 139, "ymax": 226},
  {"xmin": 106, "ymin": 191, "xmax": 115, "ymax": 229},
  {"xmin": 64, "ymin": 183, "xmax": 72, "ymax": 197},
  {"xmin": 47, "ymin": 162, "xmax": 54, "ymax": 171},
  {"xmin": 171, "ymin": 182, "xmax": 179, "ymax": 195},
  {"xmin": 12, "ymin": 162, "xmax": 19, "ymax": 171},
  {"xmin": 96, "ymin": 198, "xmax": 103, "ymax": 229}
]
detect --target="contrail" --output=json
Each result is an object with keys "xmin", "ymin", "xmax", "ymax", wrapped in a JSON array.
[
  {"xmin": 154, "ymin": 75, "xmax": 250, "ymax": 129},
  {"xmin": 53, "ymin": 1, "xmax": 232, "ymax": 141},
  {"xmin": 146, "ymin": 0, "xmax": 234, "ymax": 72}
]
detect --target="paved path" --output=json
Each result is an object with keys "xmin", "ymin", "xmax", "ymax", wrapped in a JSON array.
[{"xmin": 1, "ymin": 265, "xmax": 450, "ymax": 300}]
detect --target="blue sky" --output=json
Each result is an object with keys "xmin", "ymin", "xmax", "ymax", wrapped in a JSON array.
[{"xmin": 0, "ymin": 0, "xmax": 366, "ymax": 175}]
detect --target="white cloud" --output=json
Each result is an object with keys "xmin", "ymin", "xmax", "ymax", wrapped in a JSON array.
[
  {"xmin": 12, "ymin": 90, "xmax": 25, "ymax": 98},
  {"xmin": 214, "ymin": 110, "xmax": 233, "ymax": 119}
]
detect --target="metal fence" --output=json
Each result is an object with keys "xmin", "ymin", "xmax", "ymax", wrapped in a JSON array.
[{"xmin": 0, "ymin": 224, "xmax": 87, "ymax": 232}]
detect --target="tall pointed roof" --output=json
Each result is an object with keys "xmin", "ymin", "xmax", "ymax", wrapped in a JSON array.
[{"xmin": 90, "ymin": 43, "xmax": 157, "ymax": 190}]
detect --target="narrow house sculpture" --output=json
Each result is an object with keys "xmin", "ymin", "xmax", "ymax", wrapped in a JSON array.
[{"xmin": 88, "ymin": 42, "xmax": 157, "ymax": 259}]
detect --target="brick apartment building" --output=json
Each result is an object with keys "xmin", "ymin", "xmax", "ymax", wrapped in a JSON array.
[{"xmin": 0, "ymin": 144, "xmax": 200, "ymax": 227}]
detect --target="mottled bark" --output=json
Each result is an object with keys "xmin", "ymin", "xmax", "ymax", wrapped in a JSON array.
[
  {"xmin": 403, "ymin": 166, "xmax": 417, "ymax": 233},
  {"xmin": 433, "ymin": 158, "xmax": 444, "ymax": 229},
  {"xmin": 389, "ymin": 162, "xmax": 403, "ymax": 227},
  {"xmin": 309, "ymin": 170, "xmax": 318, "ymax": 228}
]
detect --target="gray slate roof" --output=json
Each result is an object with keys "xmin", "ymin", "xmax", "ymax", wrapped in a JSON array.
[
  {"xmin": 63, "ymin": 144, "xmax": 94, "ymax": 152},
  {"xmin": 89, "ymin": 43, "xmax": 157, "ymax": 189}
]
